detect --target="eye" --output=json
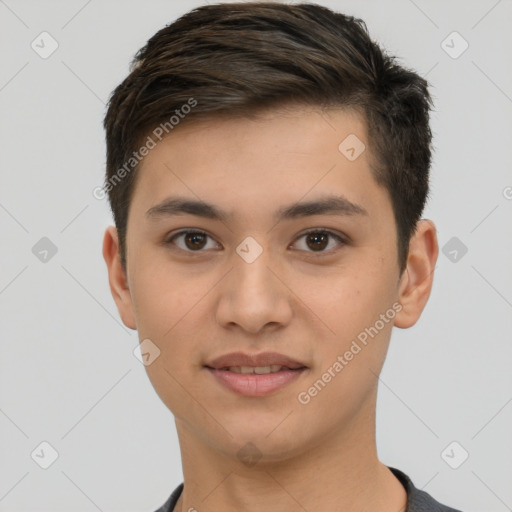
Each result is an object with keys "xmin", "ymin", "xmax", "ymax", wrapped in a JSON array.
[
  {"xmin": 291, "ymin": 229, "xmax": 346, "ymax": 254},
  {"xmin": 165, "ymin": 230, "xmax": 220, "ymax": 252},
  {"xmin": 164, "ymin": 228, "xmax": 347, "ymax": 255}
]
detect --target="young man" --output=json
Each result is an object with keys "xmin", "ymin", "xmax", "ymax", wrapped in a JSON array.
[{"xmin": 102, "ymin": 2, "xmax": 462, "ymax": 511}]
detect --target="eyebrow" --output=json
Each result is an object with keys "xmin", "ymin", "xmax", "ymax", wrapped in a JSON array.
[{"xmin": 145, "ymin": 194, "xmax": 368, "ymax": 222}]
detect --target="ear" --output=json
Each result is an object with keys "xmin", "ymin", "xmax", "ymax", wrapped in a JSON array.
[
  {"xmin": 102, "ymin": 226, "xmax": 136, "ymax": 330},
  {"xmin": 394, "ymin": 219, "xmax": 439, "ymax": 329}
]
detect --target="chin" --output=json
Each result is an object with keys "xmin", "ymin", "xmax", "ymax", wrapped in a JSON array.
[{"xmin": 209, "ymin": 421, "xmax": 309, "ymax": 464}]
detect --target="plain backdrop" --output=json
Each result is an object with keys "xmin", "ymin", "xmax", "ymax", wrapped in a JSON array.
[{"xmin": 1, "ymin": 1, "xmax": 511, "ymax": 511}]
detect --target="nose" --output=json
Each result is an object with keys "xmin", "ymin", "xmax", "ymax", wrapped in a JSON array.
[{"xmin": 215, "ymin": 244, "xmax": 293, "ymax": 335}]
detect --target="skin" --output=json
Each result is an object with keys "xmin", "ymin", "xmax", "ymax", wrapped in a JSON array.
[{"xmin": 103, "ymin": 105, "xmax": 438, "ymax": 512}]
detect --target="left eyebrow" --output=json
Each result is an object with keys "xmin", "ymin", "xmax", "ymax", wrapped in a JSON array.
[
  {"xmin": 275, "ymin": 195, "xmax": 368, "ymax": 220},
  {"xmin": 145, "ymin": 194, "xmax": 369, "ymax": 222}
]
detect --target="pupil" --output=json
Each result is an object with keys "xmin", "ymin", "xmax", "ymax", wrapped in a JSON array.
[
  {"xmin": 186, "ymin": 232, "xmax": 206, "ymax": 250},
  {"xmin": 307, "ymin": 232, "xmax": 328, "ymax": 251}
]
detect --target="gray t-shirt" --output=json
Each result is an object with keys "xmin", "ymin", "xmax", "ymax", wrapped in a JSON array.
[{"xmin": 153, "ymin": 466, "xmax": 463, "ymax": 512}]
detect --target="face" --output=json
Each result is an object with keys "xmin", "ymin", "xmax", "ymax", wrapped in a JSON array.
[{"xmin": 104, "ymin": 106, "xmax": 436, "ymax": 464}]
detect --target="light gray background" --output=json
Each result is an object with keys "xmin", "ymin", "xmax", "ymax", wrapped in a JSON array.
[{"xmin": 1, "ymin": 0, "xmax": 511, "ymax": 511}]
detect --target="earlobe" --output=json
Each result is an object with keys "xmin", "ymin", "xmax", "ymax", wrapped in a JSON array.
[
  {"xmin": 394, "ymin": 220, "xmax": 439, "ymax": 329},
  {"xmin": 102, "ymin": 226, "xmax": 137, "ymax": 330}
]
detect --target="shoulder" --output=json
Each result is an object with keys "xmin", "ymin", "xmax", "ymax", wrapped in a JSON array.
[
  {"xmin": 153, "ymin": 483, "xmax": 183, "ymax": 512},
  {"xmin": 153, "ymin": 470, "xmax": 465, "ymax": 512},
  {"xmin": 389, "ymin": 466, "xmax": 464, "ymax": 512}
]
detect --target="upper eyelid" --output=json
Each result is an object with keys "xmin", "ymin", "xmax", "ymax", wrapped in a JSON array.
[{"xmin": 166, "ymin": 228, "xmax": 347, "ymax": 251}]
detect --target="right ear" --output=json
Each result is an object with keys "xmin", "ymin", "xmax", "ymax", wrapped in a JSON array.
[
  {"xmin": 393, "ymin": 220, "xmax": 438, "ymax": 329},
  {"xmin": 102, "ymin": 226, "xmax": 137, "ymax": 330}
]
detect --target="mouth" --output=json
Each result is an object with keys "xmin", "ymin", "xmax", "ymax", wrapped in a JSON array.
[
  {"xmin": 208, "ymin": 364, "xmax": 305, "ymax": 374},
  {"xmin": 204, "ymin": 352, "xmax": 308, "ymax": 397},
  {"xmin": 205, "ymin": 351, "xmax": 307, "ymax": 370}
]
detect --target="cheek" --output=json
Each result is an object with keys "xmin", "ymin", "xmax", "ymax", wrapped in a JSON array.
[
  {"xmin": 129, "ymin": 261, "xmax": 209, "ymax": 396},
  {"xmin": 291, "ymin": 259, "xmax": 397, "ymax": 381},
  {"xmin": 290, "ymin": 264, "xmax": 390, "ymax": 339},
  {"xmin": 130, "ymin": 255, "xmax": 203, "ymax": 336},
  {"xmin": 133, "ymin": 265, "xmax": 208, "ymax": 415}
]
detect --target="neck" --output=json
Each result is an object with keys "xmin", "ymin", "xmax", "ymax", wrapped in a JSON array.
[{"xmin": 172, "ymin": 395, "xmax": 407, "ymax": 512}]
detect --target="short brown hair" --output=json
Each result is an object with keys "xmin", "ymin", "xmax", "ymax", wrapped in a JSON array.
[{"xmin": 103, "ymin": 1, "xmax": 433, "ymax": 273}]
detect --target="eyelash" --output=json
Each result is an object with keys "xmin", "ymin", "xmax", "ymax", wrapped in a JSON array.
[{"xmin": 164, "ymin": 228, "xmax": 347, "ymax": 256}]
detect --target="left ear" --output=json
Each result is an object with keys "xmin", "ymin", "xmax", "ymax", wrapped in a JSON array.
[{"xmin": 394, "ymin": 219, "xmax": 439, "ymax": 329}]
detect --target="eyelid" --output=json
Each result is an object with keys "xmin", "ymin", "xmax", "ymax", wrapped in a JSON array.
[
  {"xmin": 289, "ymin": 227, "xmax": 348, "ymax": 254},
  {"xmin": 164, "ymin": 228, "xmax": 348, "ymax": 254},
  {"xmin": 165, "ymin": 229, "xmax": 220, "ymax": 253}
]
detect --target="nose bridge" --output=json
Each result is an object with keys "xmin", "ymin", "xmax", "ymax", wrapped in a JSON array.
[
  {"xmin": 235, "ymin": 247, "xmax": 273, "ymax": 293},
  {"xmin": 215, "ymin": 238, "xmax": 292, "ymax": 333},
  {"xmin": 232, "ymin": 239, "xmax": 278, "ymax": 307}
]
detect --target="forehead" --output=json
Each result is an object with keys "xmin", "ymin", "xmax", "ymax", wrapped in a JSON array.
[
  {"xmin": 150, "ymin": 105, "xmax": 368, "ymax": 162},
  {"xmin": 130, "ymin": 106, "xmax": 389, "ymax": 224}
]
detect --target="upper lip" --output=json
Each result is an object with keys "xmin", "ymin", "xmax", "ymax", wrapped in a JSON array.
[{"xmin": 205, "ymin": 351, "xmax": 307, "ymax": 370}]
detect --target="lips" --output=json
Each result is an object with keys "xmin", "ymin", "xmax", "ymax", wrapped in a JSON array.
[
  {"xmin": 204, "ymin": 351, "xmax": 308, "ymax": 397},
  {"xmin": 205, "ymin": 351, "xmax": 307, "ymax": 370}
]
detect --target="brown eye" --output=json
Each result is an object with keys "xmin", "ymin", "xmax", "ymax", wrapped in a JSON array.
[
  {"xmin": 292, "ymin": 229, "xmax": 346, "ymax": 254},
  {"xmin": 166, "ymin": 230, "xmax": 220, "ymax": 252},
  {"xmin": 305, "ymin": 231, "xmax": 329, "ymax": 251},
  {"xmin": 184, "ymin": 232, "xmax": 207, "ymax": 250}
]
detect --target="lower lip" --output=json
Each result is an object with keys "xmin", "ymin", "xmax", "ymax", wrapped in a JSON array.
[{"xmin": 206, "ymin": 367, "xmax": 306, "ymax": 397}]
